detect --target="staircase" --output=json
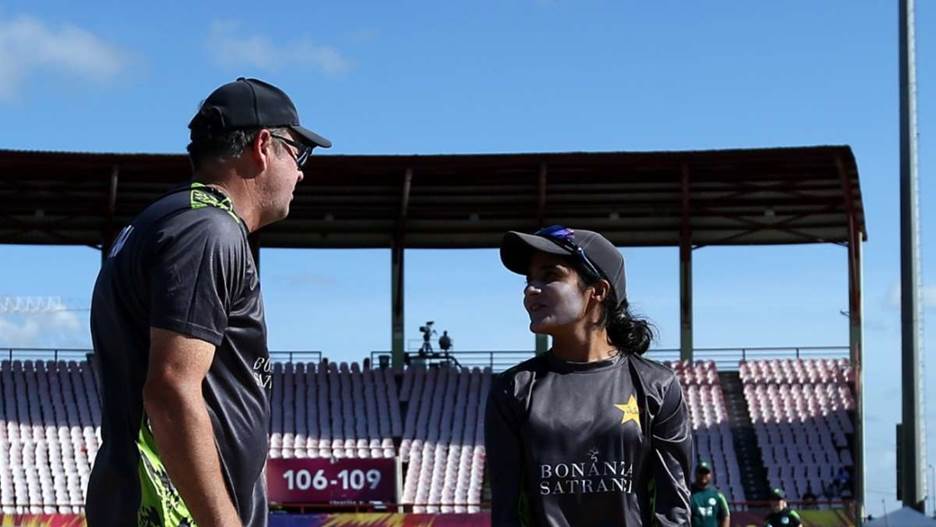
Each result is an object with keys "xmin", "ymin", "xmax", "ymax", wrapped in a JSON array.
[{"xmin": 720, "ymin": 371, "xmax": 770, "ymax": 501}]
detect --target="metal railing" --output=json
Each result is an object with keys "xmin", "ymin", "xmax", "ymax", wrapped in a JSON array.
[
  {"xmin": 0, "ymin": 346, "xmax": 848, "ymax": 373},
  {"xmin": 370, "ymin": 350, "xmax": 536, "ymax": 372},
  {"xmin": 0, "ymin": 348, "xmax": 322, "ymax": 365},
  {"xmin": 0, "ymin": 348, "xmax": 91, "ymax": 363},
  {"xmin": 268, "ymin": 350, "xmax": 323, "ymax": 363},
  {"xmin": 371, "ymin": 346, "xmax": 849, "ymax": 372},
  {"xmin": 644, "ymin": 346, "xmax": 850, "ymax": 371}
]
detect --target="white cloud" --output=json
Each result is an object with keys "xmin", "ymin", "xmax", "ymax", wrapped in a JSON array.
[
  {"xmin": 208, "ymin": 21, "xmax": 351, "ymax": 76},
  {"xmin": 0, "ymin": 15, "xmax": 128, "ymax": 101},
  {"xmin": 887, "ymin": 282, "xmax": 936, "ymax": 310},
  {"xmin": 0, "ymin": 310, "xmax": 87, "ymax": 348}
]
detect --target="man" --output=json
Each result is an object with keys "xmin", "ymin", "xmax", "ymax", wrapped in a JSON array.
[
  {"xmin": 763, "ymin": 488, "xmax": 802, "ymax": 527},
  {"xmin": 690, "ymin": 461, "xmax": 730, "ymax": 527},
  {"xmin": 86, "ymin": 78, "xmax": 331, "ymax": 527},
  {"xmin": 439, "ymin": 330, "xmax": 452, "ymax": 352}
]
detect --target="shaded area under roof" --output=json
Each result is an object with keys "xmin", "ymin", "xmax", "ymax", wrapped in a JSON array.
[{"xmin": 0, "ymin": 146, "xmax": 866, "ymax": 249}]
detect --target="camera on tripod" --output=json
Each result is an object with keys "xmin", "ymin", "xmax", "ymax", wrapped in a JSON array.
[{"xmin": 419, "ymin": 321, "xmax": 435, "ymax": 336}]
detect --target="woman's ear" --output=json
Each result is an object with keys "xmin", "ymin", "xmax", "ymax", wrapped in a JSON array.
[{"xmin": 591, "ymin": 279, "xmax": 611, "ymax": 304}]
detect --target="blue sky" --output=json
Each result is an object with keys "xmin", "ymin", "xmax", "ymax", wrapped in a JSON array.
[{"xmin": 0, "ymin": 1, "xmax": 933, "ymax": 517}]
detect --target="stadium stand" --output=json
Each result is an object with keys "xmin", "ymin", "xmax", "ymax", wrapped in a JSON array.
[
  {"xmin": 0, "ymin": 355, "xmax": 855, "ymax": 514},
  {"xmin": 740, "ymin": 358, "xmax": 856, "ymax": 502},
  {"xmin": 666, "ymin": 360, "xmax": 746, "ymax": 504},
  {"xmin": 1, "ymin": 359, "xmax": 100, "ymax": 514}
]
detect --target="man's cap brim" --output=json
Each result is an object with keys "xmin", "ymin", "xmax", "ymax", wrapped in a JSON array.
[
  {"xmin": 291, "ymin": 125, "xmax": 332, "ymax": 149},
  {"xmin": 500, "ymin": 231, "xmax": 574, "ymax": 275}
]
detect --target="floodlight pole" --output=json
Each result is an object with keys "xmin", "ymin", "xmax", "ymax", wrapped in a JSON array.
[{"xmin": 899, "ymin": 0, "xmax": 926, "ymax": 513}]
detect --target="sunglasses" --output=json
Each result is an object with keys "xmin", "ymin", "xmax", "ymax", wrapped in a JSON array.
[
  {"xmin": 534, "ymin": 225, "xmax": 604, "ymax": 282},
  {"xmin": 270, "ymin": 133, "xmax": 313, "ymax": 169}
]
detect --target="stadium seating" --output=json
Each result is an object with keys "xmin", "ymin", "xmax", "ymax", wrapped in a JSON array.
[
  {"xmin": 739, "ymin": 358, "xmax": 856, "ymax": 501},
  {"xmin": 1, "ymin": 359, "xmax": 100, "ymax": 514},
  {"xmin": 265, "ymin": 360, "xmax": 492, "ymax": 512},
  {"xmin": 0, "ymin": 355, "xmax": 856, "ymax": 514},
  {"xmin": 666, "ymin": 360, "xmax": 746, "ymax": 504},
  {"xmin": 397, "ymin": 365, "xmax": 491, "ymax": 512}
]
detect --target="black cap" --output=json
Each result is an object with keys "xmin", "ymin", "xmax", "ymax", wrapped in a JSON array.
[
  {"xmin": 500, "ymin": 227, "xmax": 626, "ymax": 306},
  {"xmin": 696, "ymin": 461, "xmax": 712, "ymax": 473},
  {"xmin": 769, "ymin": 488, "xmax": 785, "ymax": 500},
  {"xmin": 189, "ymin": 77, "xmax": 331, "ymax": 149}
]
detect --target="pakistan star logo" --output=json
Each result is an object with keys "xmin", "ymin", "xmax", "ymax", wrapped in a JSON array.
[{"xmin": 614, "ymin": 395, "xmax": 641, "ymax": 432}]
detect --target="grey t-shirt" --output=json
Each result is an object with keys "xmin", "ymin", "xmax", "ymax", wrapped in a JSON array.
[
  {"xmin": 87, "ymin": 182, "xmax": 270, "ymax": 527},
  {"xmin": 485, "ymin": 352, "xmax": 692, "ymax": 527}
]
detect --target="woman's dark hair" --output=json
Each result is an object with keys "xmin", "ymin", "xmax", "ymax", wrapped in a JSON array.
[{"xmin": 573, "ymin": 259, "xmax": 655, "ymax": 355}]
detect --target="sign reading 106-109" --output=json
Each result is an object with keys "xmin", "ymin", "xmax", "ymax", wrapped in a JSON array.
[{"xmin": 266, "ymin": 458, "xmax": 396, "ymax": 504}]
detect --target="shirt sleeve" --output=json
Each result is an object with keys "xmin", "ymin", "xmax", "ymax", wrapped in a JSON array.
[
  {"xmin": 716, "ymin": 491, "xmax": 730, "ymax": 520},
  {"xmin": 484, "ymin": 374, "xmax": 528, "ymax": 527},
  {"xmin": 789, "ymin": 510, "xmax": 802, "ymax": 526},
  {"xmin": 649, "ymin": 372, "xmax": 692, "ymax": 526},
  {"xmin": 147, "ymin": 210, "xmax": 245, "ymax": 346}
]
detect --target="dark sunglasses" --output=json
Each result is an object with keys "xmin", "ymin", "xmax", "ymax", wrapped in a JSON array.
[
  {"xmin": 270, "ymin": 133, "xmax": 313, "ymax": 169},
  {"xmin": 535, "ymin": 225, "xmax": 604, "ymax": 281}
]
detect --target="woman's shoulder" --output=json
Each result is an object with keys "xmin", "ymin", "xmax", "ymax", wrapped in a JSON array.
[
  {"xmin": 623, "ymin": 353, "xmax": 681, "ymax": 397},
  {"xmin": 489, "ymin": 354, "xmax": 550, "ymax": 397},
  {"xmin": 496, "ymin": 353, "xmax": 550, "ymax": 382},
  {"xmin": 625, "ymin": 353, "xmax": 678, "ymax": 378}
]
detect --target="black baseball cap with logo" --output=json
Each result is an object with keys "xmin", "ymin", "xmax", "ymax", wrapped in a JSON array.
[
  {"xmin": 189, "ymin": 77, "xmax": 331, "ymax": 149},
  {"xmin": 500, "ymin": 225, "xmax": 627, "ymax": 306}
]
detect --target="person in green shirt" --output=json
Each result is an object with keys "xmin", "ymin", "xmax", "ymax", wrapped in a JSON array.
[
  {"xmin": 763, "ymin": 488, "xmax": 802, "ymax": 527},
  {"xmin": 690, "ymin": 461, "xmax": 730, "ymax": 527}
]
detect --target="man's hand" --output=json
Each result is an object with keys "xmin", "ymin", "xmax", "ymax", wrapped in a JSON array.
[{"xmin": 143, "ymin": 327, "xmax": 242, "ymax": 527}]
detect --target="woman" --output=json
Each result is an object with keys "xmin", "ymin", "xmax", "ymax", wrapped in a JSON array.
[{"xmin": 486, "ymin": 225, "xmax": 692, "ymax": 526}]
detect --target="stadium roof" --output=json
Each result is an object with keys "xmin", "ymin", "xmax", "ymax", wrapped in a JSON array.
[{"xmin": 0, "ymin": 145, "xmax": 866, "ymax": 249}]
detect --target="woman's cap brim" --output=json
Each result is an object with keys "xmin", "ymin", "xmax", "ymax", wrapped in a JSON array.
[{"xmin": 499, "ymin": 231, "xmax": 573, "ymax": 275}]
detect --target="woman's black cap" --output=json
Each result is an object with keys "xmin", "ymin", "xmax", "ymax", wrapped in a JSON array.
[{"xmin": 500, "ymin": 227, "xmax": 627, "ymax": 305}]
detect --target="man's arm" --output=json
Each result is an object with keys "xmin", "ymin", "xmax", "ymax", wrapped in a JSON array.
[
  {"xmin": 717, "ymin": 491, "xmax": 731, "ymax": 527},
  {"xmin": 143, "ymin": 327, "xmax": 241, "ymax": 527}
]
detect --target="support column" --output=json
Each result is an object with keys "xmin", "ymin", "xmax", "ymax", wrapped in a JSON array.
[
  {"xmin": 101, "ymin": 165, "xmax": 119, "ymax": 263},
  {"xmin": 535, "ymin": 335, "xmax": 549, "ymax": 355},
  {"xmin": 391, "ymin": 169, "xmax": 412, "ymax": 368},
  {"xmin": 851, "ymin": 227, "xmax": 865, "ymax": 522},
  {"xmin": 535, "ymin": 162, "xmax": 549, "ymax": 355},
  {"xmin": 838, "ymin": 156, "xmax": 865, "ymax": 521},
  {"xmin": 391, "ymin": 235, "xmax": 405, "ymax": 367},
  {"xmin": 679, "ymin": 164, "xmax": 693, "ymax": 362}
]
